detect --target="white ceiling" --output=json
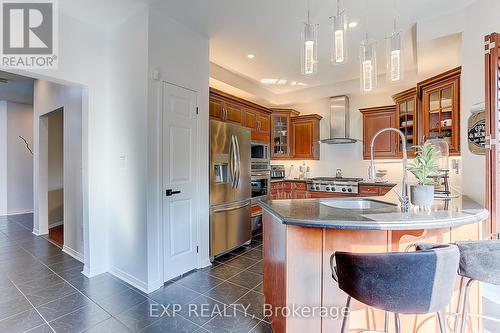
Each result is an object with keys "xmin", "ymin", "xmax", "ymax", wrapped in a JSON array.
[
  {"xmin": 59, "ymin": 0, "xmax": 474, "ymax": 100},
  {"xmin": 0, "ymin": 71, "xmax": 34, "ymax": 104},
  {"xmin": 152, "ymin": 0, "xmax": 474, "ymax": 95}
]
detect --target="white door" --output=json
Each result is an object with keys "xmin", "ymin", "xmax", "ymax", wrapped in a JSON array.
[{"xmin": 162, "ymin": 82, "xmax": 199, "ymax": 281}]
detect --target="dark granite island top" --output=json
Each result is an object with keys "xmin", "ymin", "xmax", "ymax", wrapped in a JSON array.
[
  {"xmin": 258, "ymin": 191, "xmax": 488, "ymax": 230},
  {"xmin": 261, "ymin": 190, "xmax": 488, "ymax": 333}
]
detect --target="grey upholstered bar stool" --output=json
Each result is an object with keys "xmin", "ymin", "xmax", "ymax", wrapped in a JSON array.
[
  {"xmin": 416, "ymin": 236, "xmax": 500, "ymax": 333},
  {"xmin": 330, "ymin": 244, "xmax": 460, "ymax": 333}
]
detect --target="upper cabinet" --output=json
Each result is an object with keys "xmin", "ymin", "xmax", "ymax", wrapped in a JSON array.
[
  {"xmin": 270, "ymin": 109, "xmax": 299, "ymax": 159},
  {"xmin": 360, "ymin": 105, "xmax": 398, "ymax": 160},
  {"xmin": 417, "ymin": 67, "xmax": 461, "ymax": 155},
  {"xmin": 210, "ymin": 88, "xmax": 272, "ymax": 142},
  {"xmin": 291, "ymin": 115, "xmax": 322, "ymax": 160},
  {"xmin": 209, "ymin": 89, "xmax": 322, "ymax": 160},
  {"xmin": 392, "ymin": 88, "xmax": 418, "ymax": 157},
  {"xmin": 362, "ymin": 67, "xmax": 462, "ymax": 160}
]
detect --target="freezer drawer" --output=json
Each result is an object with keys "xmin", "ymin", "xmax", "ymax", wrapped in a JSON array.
[{"xmin": 210, "ymin": 200, "xmax": 251, "ymax": 257}]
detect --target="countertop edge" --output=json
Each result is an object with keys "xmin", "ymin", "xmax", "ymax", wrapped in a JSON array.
[{"xmin": 258, "ymin": 198, "xmax": 489, "ymax": 231}]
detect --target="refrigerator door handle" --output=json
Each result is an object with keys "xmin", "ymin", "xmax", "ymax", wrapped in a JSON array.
[
  {"xmin": 212, "ymin": 201, "xmax": 250, "ymax": 213},
  {"xmin": 234, "ymin": 135, "xmax": 241, "ymax": 188},
  {"xmin": 229, "ymin": 135, "xmax": 237, "ymax": 188}
]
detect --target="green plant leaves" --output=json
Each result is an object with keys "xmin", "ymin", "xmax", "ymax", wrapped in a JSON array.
[{"xmin": 407, "ymin": 143, "xmax": 440, "ymax": 185}]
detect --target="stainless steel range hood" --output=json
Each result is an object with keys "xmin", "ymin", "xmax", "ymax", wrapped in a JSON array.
[{"xmin": 320, "ymin": 95, "xmax": 358, "ymax": 144}]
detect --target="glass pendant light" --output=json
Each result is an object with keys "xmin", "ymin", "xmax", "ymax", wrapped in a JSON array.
[
  {"xmin": 330, "ymin": 0, "xmax": 347, "ymax": 64},
  {"xmin": 359, "ymin": 35, "xmax": 377, "ymax": 92},
  {"xmin": 386, "ymin": 17, "xmax": 403, "ymax": 82},
  {"xmin": 301, "ymin": 0, "xmax": 318, "ymax": 75}
]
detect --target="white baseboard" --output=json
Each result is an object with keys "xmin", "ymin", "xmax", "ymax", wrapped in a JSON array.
[
  {"xmin": 109, "ymin": 266, "xmax": 149, "ymax": 294},
  {"xmin": 49, "ymin": 220, "xmax": 63, "ymax": 228},
  {"xmin": 62, "ymin": 245, "xmax": 83, "ymax": 263},
  {"xmin": 199, "ymin": 257, "xmax": 212, "ymax": 269},
  {"xmin": 7, "ymin": 209, "xmax": 33, "ymax": 216},
  {"xmin": 32, "ymin": 228, "xmax": 48, "ymax": 236}
]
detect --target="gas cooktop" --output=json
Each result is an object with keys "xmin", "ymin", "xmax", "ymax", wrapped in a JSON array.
[
  {"xmin": 307, "ymin": 177, "xmax": 364, "ymax": 194},
  {"xmin": 309, "ymin": 177, "xmax": 364, "ymax": 183}
]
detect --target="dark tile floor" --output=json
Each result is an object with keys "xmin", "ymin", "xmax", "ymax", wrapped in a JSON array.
[{"xmin": 0, "ymin": 214, "xmax": 272, "ymax": 333}]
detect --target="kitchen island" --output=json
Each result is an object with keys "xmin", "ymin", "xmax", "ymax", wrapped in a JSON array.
[{"xmin": 259, "ymin": 192, "xmax": 488, "ymax": 333}]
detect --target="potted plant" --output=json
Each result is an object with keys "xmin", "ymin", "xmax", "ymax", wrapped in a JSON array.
[{"xmin": 407, "ymin": 142, "xmax": 440, "ymax": 206}]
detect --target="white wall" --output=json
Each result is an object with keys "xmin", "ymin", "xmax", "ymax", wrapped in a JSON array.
[
  {"xmin": 34, "ymin": 80, "xmax": 83, "ymax": 260},
  {"xmin": 11, "ymin": 9, "xmax": 114, "ymax": 276},
  {"xmin": 48, "ymin": 110, "xmax": 63, "ymax": 191},
  {"xmin": 47, "ymin": 110, "xmax": 63, "ymax": 227},
  {"xmin": 106, "ymin": 7, "xmax": 149, "ymax": 289},
  {"xmin": 0, "ymin": 101, "xmax": 34, "ymax": 216},
  {"xmin": 146, "ymin": 5, "xmax": 210, "ymax": 292},
  {"xmin": 0, "ymin": 102, "xmax": 7, "ymax": 215},
  {"xmin": 459, "ymin": 0, "xmax": 500, "ymax": 204}
]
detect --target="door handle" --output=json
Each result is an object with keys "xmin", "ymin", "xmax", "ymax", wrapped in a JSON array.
[
  {"xmin": 212, "ymin": 201, "xmax": 250, "ymax": 213},
  {"xmin": 166, "ymin": 189, "xmax": 181, "ymax": 196}
]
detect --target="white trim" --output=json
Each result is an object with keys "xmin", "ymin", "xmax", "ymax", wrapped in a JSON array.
[
  {"xmin": 32, "ymin": 228, "xmax": 48, "ymax": 236},
  {"xmin": 198, "ymin": 257, "xmax": 212, "ymax": 269},
  {"xmin": 49, "ymin": 220, "xmax": 63, "ymax": 228},
  {"xmin": 109, "ymin": 265, "xmax": 149, "ymax": 293},
  {"xmin": 62, "ymin": 245, "xmax": 83, "ymax": 263},
  {"xmin": 6, "ymin": 209, "xmax": 34, "ymax": 216}
]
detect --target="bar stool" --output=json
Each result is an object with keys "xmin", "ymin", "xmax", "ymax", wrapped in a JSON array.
[
  {"xmin": 330, "ymin": 244, "xmax": 460, "ymax": 333},
  {"xmin": 416, "ymin": 235, "xmax": 500, "ymax": 333}
]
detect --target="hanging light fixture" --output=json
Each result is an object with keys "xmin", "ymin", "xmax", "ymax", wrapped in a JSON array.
[
  {"xmin": 386, "ymin": 17, "xmax": 403, "ymax": 82},
  {"xmin": 359, "ymin": 35, "xmax": 377, "ymax": 92},
  {"xmin": 330, "ymin": 0, "xmax": 347, "ymax": 64},
  {"xmin": 301, "ymin": 0, "xmax": 318, "ymax": 75}
]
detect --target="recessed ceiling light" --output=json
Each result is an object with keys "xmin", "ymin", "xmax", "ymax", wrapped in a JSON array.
[
  {"xmin": 247, "ymin": 54, "xmax": 255, "ymax": 59},
  {"xmin": 291, "ymin": 81, "xmax": 297, "ymax": 85},
  {"xmin": 348, "ymin": 21, "xmax": 358, "ymax": 28}
]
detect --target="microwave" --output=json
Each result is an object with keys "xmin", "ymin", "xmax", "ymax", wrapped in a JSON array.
[{"xmin": 251, "ymin": 141, "xmax": 270, "ymax": 163}]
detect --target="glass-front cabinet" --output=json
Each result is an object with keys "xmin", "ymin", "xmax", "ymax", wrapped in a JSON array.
[
  {"xmin": 418, "ymin": 67, "xmax": 461, "ymax": 155},
  {"xmin": 270, "ymin": 109, "xmax": 299, "ymax": 159},
  {"xmin": 393, "ymin": 88, "xmax": 418, "ymax": 157}
]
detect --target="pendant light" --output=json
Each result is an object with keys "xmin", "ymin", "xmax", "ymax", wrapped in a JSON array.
[
  {"xmin": 301, "ymin": 0, "xmax": 318, "ymax": 75},
  {"xmin": 386, "ymin": 17, "xmax": 403, "ymax": 82},
  {"xmin": 359, "ymin": 34, "xmax": 377, "ymax": 92},
  {"xmin": 330, "ymin": 0, "xmax": 347, "ymax": 64}
]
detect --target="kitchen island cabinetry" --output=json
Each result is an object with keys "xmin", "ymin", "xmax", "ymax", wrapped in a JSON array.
[{"xmin": 261, "ymin": 194, "xmax": 487, "ymax": 333}]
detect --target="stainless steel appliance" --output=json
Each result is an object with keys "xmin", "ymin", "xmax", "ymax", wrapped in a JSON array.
[
  {"xmin": 251, "ymin": 171, "xmax": 270, "ymax": 201},
  {"xmin": 251, "ymin": 141, "xmax": 269, "ymax": 163},
  {"xmin": 210, "ymin": 120, "xmax": 251, "ymax": 258},
  {"xmin": 307, "ymin": 177, "xmax": 363, "ymax": 194},
  {"xmin": 270, "ymin": 165, "xmax": 286, "ymax": 179}
]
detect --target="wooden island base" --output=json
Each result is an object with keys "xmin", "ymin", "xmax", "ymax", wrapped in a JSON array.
[{"xmin": 263, "ymin": 212, "xmax": 484, "ymax": 333}]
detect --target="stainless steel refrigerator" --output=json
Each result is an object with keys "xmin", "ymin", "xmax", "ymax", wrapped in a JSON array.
[{"xmin": 210, "ymin": 120, "xmax": 251, "ymax": 258}]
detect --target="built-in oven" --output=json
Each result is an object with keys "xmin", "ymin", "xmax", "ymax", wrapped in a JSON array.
[
  {"xmin": 251, "ymin": 141, "xmax": 269, "ymax": 163},
  {"xmin": 251, "ymin": 171, "xmax": 270, "ymax": 201}
]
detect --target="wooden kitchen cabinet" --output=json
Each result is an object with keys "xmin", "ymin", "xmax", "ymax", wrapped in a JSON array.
[
  {"xmin": 392, "ymin": 88, "xmax": 418, "ymax": 157},
  {"xmin": 210, "ymin": 88, "xmax": 272, "ymax": 142},
  {"xmin": 358, "ymin": 184, "xmax": 393, "ymax": 196},
  {"xmin": 271, "ymin": 109, "xmax": 299, "ymax": 159},
  {"xmin": 360, "ymin": 105, "xmax": 398, "ymax": 160},
  {"xmin": 418, "ymin": 67, "xmax": 461, "ymax": 155},
  {"xmin": 291, "ymin": 115, "xmax": 322, "ymax": 160}
]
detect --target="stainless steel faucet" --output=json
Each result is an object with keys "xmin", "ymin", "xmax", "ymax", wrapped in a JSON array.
[{"xmin": 368, "ymin": 128, "xmax": 409, "ymax": 212}]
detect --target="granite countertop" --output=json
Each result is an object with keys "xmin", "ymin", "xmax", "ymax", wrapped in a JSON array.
[
  {"xmin": 270, "ymin": 178, "xmax": 308, "ymax": 183},
  {"xmin": 258, "ymin": 190, "xmax": 488, "ymax": 230},
  {"xmin": 270, "ymin": 178, "xmax": 397, "ymax": 187}
]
